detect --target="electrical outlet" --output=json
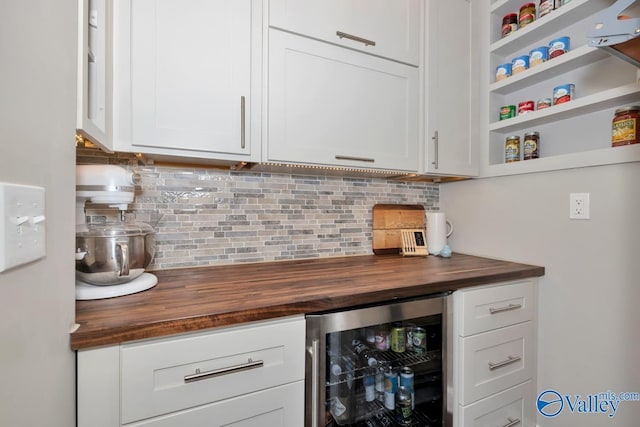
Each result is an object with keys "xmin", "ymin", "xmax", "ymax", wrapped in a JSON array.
[{"xmin": 569, "ymin": 192, "xmax": 590, "ymax": 220}]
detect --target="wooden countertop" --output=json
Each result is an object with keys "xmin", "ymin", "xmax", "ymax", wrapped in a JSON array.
[{"xmin": 72, "ymin": 253, "xmax": 544, "ymax": 350}]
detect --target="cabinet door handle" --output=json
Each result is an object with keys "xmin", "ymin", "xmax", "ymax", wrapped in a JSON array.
[
  {"xmin": 432, "ymin": 131, "xmax": 439, "ymax": 169},
  {"xmin": 336, "ymin": 31, "xmax": 376, "ymax": 47},
  {"xmin": 488, "ymin": 355, "xmax": 521, "ymax": 371},
  {"xmin": 184, "ymin": 358, "xmax": 263, "ymax": 383},
  {"xmin": 240, "ymin": 95, "xmax": 246, "ymax": 149},
  {"xmin": 489, "ymin": 303, "xmax": 522, "ymax": 314},
  {"xmin": 335, "ymin": 155, "xmax": 375, "ymax": 163},
  {"xmin": 503, "ymin": 417, "xmax": 521, "ymax": 427}
]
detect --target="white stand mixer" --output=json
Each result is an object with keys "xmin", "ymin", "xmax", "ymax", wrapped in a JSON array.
[{"xmin": 75, "ymin": 165, "xmax": 157, "ymax": 300}]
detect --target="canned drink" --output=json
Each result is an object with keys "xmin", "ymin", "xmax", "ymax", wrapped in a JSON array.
[
  {"xmin": 496, "ymin": 63, "xmax": 512, "ymax": 81},
  {"xmin": 405, "ymin": 323, "xmax": 416, "ymax": 351},
  {"xmin": 384, "ymin": 367, "xmax": 398, "ymax": 410},
  {"xmin": 518, "ymin": 100, "xmax": 535, "ymax": 115},
  {"xmin": 537, "ymin": 98, "xmax": 552, "ymax": 109},
  {"xmin": 505, "ymin": 136, "xmax": 520, "ymax": 163},
  {"xmin": 390, "ymin": 325, "xmax": 406, "ymax": 353},
  {"xmin": 375, "ymin": 365, "xmax": 385, "ymax": 402},
  {"xmin": 511, "ymin": 55, "xmax": 530, "ymax": 75},
  {"xmin": 375, "ymin": 326, "xmax": 389, "ymax": 351},
  {"xmin": 395, "ymin": 386, "xmax": 412, "ymax": 425},
  {"xmin": 553, "ymin": 84, "xmax": 574, "ymax": 105},
  {"xmin": 363, "ymin": 368, "xmax": 376, "ymax": 402},
  {"xmin": 529, "ymin": 46, "xmax": 549, "ymax": 66},
  {"xmin": 399, "ymin": 367, "xmax": 415, "ymax": 409},
  {"xmin": 523, "ymin": 132, "xmax": 540, "ymax": 160},
  {"xmin": 412, "ymin": 327, "xmax": 427, "ymax": 353},
  {"xmin": 500, "ymin": 105, "xmax": 516, "ymax": 120},
  {"xmin": 549, "ymin": 36, "xmax": 570, "ymax": 58}
]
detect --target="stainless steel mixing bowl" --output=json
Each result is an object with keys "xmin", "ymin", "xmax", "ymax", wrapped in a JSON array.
[{"xmin": 75, "ymin": 222, "xmax": 155, "ymax": 286}]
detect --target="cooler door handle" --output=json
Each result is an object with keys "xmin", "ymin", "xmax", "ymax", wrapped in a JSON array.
[
  {"xmin": 309, "ymin": 339, "xmax": 321, "ymax": 426},
  {"xmin": 184, "ymin": 358, "xmax": 264, "ymax": 383}
]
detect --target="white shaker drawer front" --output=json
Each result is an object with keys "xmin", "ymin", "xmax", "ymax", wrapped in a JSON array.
[
  {"xmin": 459, "ymin": 380, "xmax": 535, "ymax": 427},
  {"xmin": 459, "ymin": 280, "xmax": 535, "ymax": 336},
  {"xmin": 121, "ymin": 316, "xmax": 305, "ymax": 424},
  {"xmin": 125, "ymin": 381, "xmax": 304, "ymax": 427},
  {"xmin": 459, "ymin": 322, "xmax": 535, "ymax": 405}
]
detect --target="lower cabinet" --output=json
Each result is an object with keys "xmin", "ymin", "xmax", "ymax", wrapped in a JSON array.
[
  {"xmin": 453, "ymin": 279, "xmax": 538, "ymax": 427},
  {"xmin": 77, "ymin": 316, "xmax": 305, "ymax": 427}
]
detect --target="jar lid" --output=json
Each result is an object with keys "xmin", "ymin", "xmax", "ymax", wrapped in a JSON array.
[
  {"xmin": 506, "ymin": 135, "xmax": 520, "ymax": 140},
  {"xmin": 524, "ymin": 132, "xmax": 540, "ymax": 137},
  {"xmin": 521, "ymin": 3, "xmax": 536, "ymax": 8},
  {"xmin": 614, "ymin": 106, "xmax": 640, "ymax": 114},
  {"xmin": 504, "ymin": 12, "xmax": 518, "ymax": 18},
  {"xmin": 76, "ymin": 221, "xmax": 155, "ymax": 237}
]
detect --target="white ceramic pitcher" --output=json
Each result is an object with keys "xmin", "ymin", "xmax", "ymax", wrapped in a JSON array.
[{"xmin": 425, "ymin": 212, "xmax": 453, "ymax": 255}]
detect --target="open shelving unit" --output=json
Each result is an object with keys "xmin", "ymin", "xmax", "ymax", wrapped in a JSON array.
[{"xmin": 480, "ymin": 0, "xmax": 640, "ymax": 177}]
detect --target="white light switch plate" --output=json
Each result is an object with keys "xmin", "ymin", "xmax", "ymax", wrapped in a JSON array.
[{"xmin": 0, "ymin": 183, "xmax": 46, "ymax": 272}]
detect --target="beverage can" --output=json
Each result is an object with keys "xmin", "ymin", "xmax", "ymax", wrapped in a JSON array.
[
  {"xmin": 395, "ymin": 386, "xmax": 412, "ymax": 425},
  {"xmin": 399, "ymin": 367, "xmax": 415, "ymax": 409},
  {"xmin": 375, "ymin": 326, "xmax": 390, "ymax": 351},
  {"xmin": 390, "ymin": 325, "xmax": 406, "ymax": 353},
  {"xmin": 405, "ymin": 323, "xmax": 416, "ymax": 351},
  {"xmin": 412, "ymin": 327, "xmax": 427, "ymax": 353}
]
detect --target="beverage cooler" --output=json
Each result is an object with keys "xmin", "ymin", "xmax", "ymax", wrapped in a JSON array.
[{"xmin": 305, "ymin": 293, "xmax": 450, "ymax": 427}]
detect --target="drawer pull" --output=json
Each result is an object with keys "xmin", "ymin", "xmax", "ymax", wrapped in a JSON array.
[
  {"xmin": 335, "ymin": 155, "xmax": 375, "ymax": 163},
  {"xmin": 489, "ymin": 303, "xmax": 522, "ymax": 314},
  {"xmin": 488, "ymin": 355, "xmax": 521, "ymax": 371},
  {"xmin": 336, "ymin": 31, "xmax": 376, "ymax": 47},
  {"xmin": 184, "ymin": 358, "xmax": 264, "ymax": 383},
  {"xmin": 503, "ymin": 417, "xmax": 521, "ymax": 427}
]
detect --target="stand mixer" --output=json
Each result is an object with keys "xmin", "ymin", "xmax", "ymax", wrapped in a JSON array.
[{"xmin": 75, "ymin": 165, "xmax": 157, "ymax": 300}]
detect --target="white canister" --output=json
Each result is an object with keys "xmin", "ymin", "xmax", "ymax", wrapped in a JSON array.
[{"xmin": 425, "ymin": 212, "xmax": 453, "ymax": 255}]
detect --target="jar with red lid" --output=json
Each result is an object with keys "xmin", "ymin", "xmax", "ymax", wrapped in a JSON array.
[
  {"xmin": 612, "ymin": 106, "xmax": 640, "ymax": 147},
  {"xmin": 502, "ymin": 13, "xmax": 518, "ymax": 38},
  {"xmin": 519, "ymin": 3, "xmax": 536, "ymax": 28}
]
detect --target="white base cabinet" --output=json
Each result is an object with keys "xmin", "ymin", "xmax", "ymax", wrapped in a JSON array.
[
  {"xmin": 77, "ymin": 316, "xmax": 305, "ymax": 427},
  {"xmin": 452, "ymin": 279, "xmax": 538, "ymax": 427}
]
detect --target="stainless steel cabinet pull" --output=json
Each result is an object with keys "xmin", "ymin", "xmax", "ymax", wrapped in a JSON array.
[
  {"xmin": 240, "ymin": 96, "xmax": 246, "ymax": 149},
  {"xmin": 335, "ymin": 155, "xmax": 375, "ymax": 163},
  {"xmin": 489, "ymin": 303, "xmax": 522, "ymax": 314},
  {"xmin": 488, "ymin": 355, "xmax": 521, "ymax": 371},
  {"xmin": 432, "ymin": 131, "xmax": 439, "ymax": 169},
  {"xmin": 336, "ymin": 31, "xmax": 376, "ymax": 47},
  {"xmin": 503, "ymin": 417, "xmax": 521, "ymax": 427},
  {"xmin": 309, "ymin": 339, "xmax": 320, "ymax": 427},
  {"xmin": 184, "ymin": 358, "xmax": 263, "ymax": 383}
]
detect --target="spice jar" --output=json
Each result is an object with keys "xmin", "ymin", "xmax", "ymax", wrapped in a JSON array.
[{"xmin": 612, "ymin": 106, "xmax": 640, "ymax": 147}]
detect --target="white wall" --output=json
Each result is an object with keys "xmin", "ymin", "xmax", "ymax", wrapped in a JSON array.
[
  {"xmin": 441, "ymin": 162, "xmax": 640, "ymax": 426},
  {"xmin": 0, "ymin": 2, "xmax": 77, "ymax": 426}
]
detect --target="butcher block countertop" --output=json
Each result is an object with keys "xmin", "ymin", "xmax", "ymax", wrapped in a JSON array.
[{"xmin": 72, "ymin": 253, "xmax": 544, "ymax": 350}]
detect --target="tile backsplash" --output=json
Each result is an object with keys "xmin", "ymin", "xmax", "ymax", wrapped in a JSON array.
[{"xmin": 77, "ymin": 148, "xmax": 439, "ymax": 270}]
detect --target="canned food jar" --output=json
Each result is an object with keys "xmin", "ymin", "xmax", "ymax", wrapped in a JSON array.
[
  {"xmin": 537, "ymin": 98, "xmax": 552, "ymax": 109},
  {"xmin": 505, "ymin": 136, "xmax": 520, "ymax": 162},
  {"xmin": 523, "ymin": 132, "xmax": 540, "ymax": 159},
  {"xmin": 539, "ymin": 0, "xmax": 553, "ymax": 17},
  {"xmin": 511, "ymin": 55, "xmax": 530, "ymax": 74},
  {"xmin": 612, "ymin": 106, "xmax": 640, "ymax": 147},
  {"xmin": 529, "ymin": 46, "xmax": 549, "ymax": 66},
  {"xmin": 519, "ymin": 3, "xmax": 536, "ymax": 28},
  {"xmin": 496, "ymin": 63, "xmax": 512, "ymax": 81},
  {"xmin": 549, "ymin": 36, "xmax": 570, "ymax": 58},
  {"xmin": 553, "ymin": 84, "xmax": 574, "ymax": 105},
  {"xmin": 500, "ymin": 105, "xmax": 517, "ymax": 120},
  {"xmin": 518, "ymin": 100, "xmax": 535, "ymax": 115},
  {"xmin": 502, "ymin": 13, "xmax": 518, "ymax": 38},
  {"xmin": 412, "ymin": 327, "xmax": 427, "ymax": 353}
]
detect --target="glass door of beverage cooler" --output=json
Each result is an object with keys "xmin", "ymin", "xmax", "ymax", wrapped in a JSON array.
[{"xmin": 305, "ymin": 294, "xmax": 449, "ymax": 427}]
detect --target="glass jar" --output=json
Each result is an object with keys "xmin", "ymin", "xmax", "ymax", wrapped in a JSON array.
[{"xmin": 612, "ymin": 106, "xmax": 640, "ymax": 147}]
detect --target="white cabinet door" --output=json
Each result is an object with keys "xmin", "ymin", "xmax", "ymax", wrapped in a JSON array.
[
  {"xmin": 121, "ymin": 0, "xmax": 258, "ymax": 158},
  {"xmin": 267, "ymin": 29, "xmax": 419, "ymax": 173},
  {"xmin": 269, "ymin": 0, "xmax": 421, "ymax": 66},
  {"xmin": 77, "ymin": 0, "xmax": 112, "ymax": 150},
  {"xmin": 422, "ymin": 0, "xmax": 478, "ymax": 177},
  {"xmin": 125, "ymin": 381, "xmax": 304, "ymax": 427}
]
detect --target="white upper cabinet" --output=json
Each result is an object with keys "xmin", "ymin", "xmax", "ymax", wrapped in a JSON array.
[
  {"xmin": 266, "ymin": 29, "xmax": 419, "ymax": 172},
  {"xmin": 269, "ymin": 0, "xmax": 421, "ymax": 66},
  {"xmin": 77, "ymin": 0, "xmax": 113, "ymax": 151},
  {"xmin": 422, "ymin": 0, "xmax": 479, "ymax": 177},
  {"xmin": 113, "ymin": 0, "xmax": 262, "ymax": 162}
]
